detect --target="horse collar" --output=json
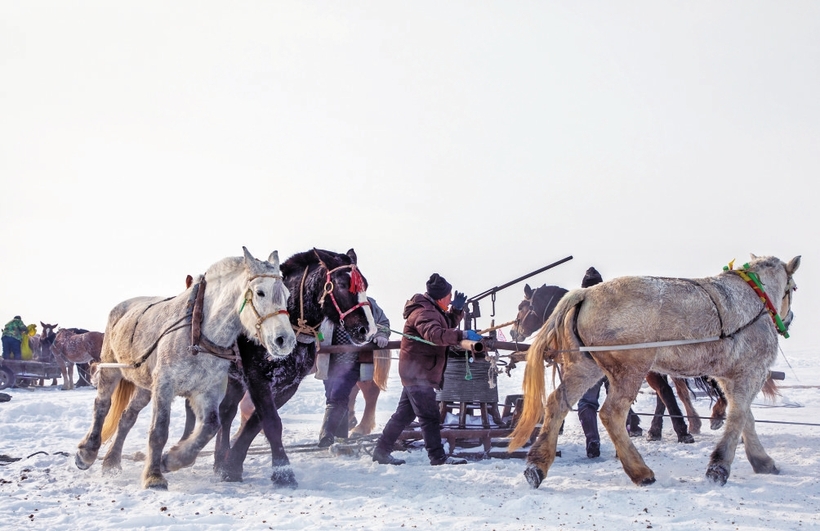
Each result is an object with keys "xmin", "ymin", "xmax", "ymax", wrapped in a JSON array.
[{"xmin": 726, "ymin": 262, "xmax": 791, "ymax": 338}]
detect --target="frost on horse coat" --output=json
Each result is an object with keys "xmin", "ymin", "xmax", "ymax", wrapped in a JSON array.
[
  {"xmin": 509, "ymin": 254, "xmax": 800, "ymax": 488},
  {"xmin": 75, "ymin": 248, "xmax": 296, "ymax": 490}
]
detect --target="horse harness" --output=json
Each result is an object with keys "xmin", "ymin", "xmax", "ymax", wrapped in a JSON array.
[
  {"xmin": 290, "ymin": 254, "xmax": 371, "ymax": 347},
  {"xmin": 114, "ymin": 272, "xmax": 289, "ymax": 370},
  {"xmin": 538, "ymin": 261, "xmax": 796, "ymax": 360}
]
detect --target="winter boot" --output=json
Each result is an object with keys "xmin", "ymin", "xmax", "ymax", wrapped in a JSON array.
[
  {"xmin": 431, "ymin": 455, "xmax": 468, "ymax": 466},
  {"xmin": 318, "ymin": 406, "xmax": 348, "ymax": 448},
  {"xmin": 372, "ymin": 447, "xmax": 405, "ymax": 465},
  {"xmin": 578, "ymin": 406, "xmax": 600, "ymax": 458}
]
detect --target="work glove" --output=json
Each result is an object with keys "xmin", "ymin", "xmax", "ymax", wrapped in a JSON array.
[
  {"xmin": 463, "ymin": 329, "xmax": 482, "ymax": 341},
  {"xmin": 373, "ymin": 335, "xmax": 389, "ymax": 348},
  {"xmin": 451, "ymin": 291, "xmax": 467, "ymax": 311}
]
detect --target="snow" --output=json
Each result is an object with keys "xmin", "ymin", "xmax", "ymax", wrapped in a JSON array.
[{"xmin": 2, "ymin": 346, "xmax": 820, "ymax": 531}]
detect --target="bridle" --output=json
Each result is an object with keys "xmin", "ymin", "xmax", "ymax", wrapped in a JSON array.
[
  {"xmin": 516, "ymin": 287, "xmax": 558, "ymax": 334},
  {"xmin": 314, "ymin": 250, "xmax": 370, "ymax": 328},
  {"xmin": 239, "ymin": 273, "xmax": 290, "ymax": 344}
]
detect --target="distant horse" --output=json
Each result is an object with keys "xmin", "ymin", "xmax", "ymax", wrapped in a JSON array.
[
  {"xmin": 75, "ymin": 248, "xmax": 296, "ymax": 490},
  {"xmin": 510, "ymin": 283, "xmax": 696, "ymax": 443},
  {"xmin": 509, "ymin": 254, "xmax": 800, "ymax": 488},
  {"xmin": 182, "ymin": 248, "xmax": 377, "ymax": 487},
  {"xmin": 35, "ymin": 323, "xmax": 59, "ymax": 386},
  {"xmin": 347, "ymin": 350, "xmax": 392, "ymax": 436},
  {"xmin": 51, "ymin": 328, "xmax": 104, "ymax": 390}
]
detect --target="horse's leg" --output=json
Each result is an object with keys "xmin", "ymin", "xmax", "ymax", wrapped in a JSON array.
[
  {"xmin": 597, "ymin": 353, "xmax": 656, "ymax": 485},
  {"xmin": 221, "ymin": 410, "xmax": 263, "ymax": 482},
  {"xmin": 646, "ymin": 377, "xmax": 666, "ymax": 442},
  {"xmin": 524, "ymin": 355, "xmax": 601, "ymax": 488},
  {"xmin": 212, "ymin": 378, "xmax": 245, "ymax": 477},
  {"xmin": 351, "ymin": 380, "xmax": 380, "ymax": 436},
  {"xmin": 673, "ymin": 377, "xmax": 702, "ymax": 435},
  {"xmin": 101, "ymin": 386, "xmax": 152, "ymax": 474},
  {"xmin": 75, "ymin": 368, "xmax": 121, "ymax": 469},
  {"xmin": 67, "ymin": 362, "xmax": 76, "ymax": 390},
  {"xmin": 705, "ymin": 377, "xmax": 757, "ymax": 485},
  {"xmin": 142, "ymin": 377, "xmax": 174, "ymax": 490},
  {"xmin": 710, "ymin": 379, "xmax": 728, "ymax": 430},
  {"xmin": 161, "ymin": 385, "xmax": 223, "ymax": 476},
  {"xmin": 739, "ymin": 404, "xmax": 779, "ymax": 475},
  {"xmin": 244, "ymin": 381, "xmax": 297, "ymax": 488},
  {"xmin": 648, "ymin": 372, "xmax": 694, "ymax": 443}
]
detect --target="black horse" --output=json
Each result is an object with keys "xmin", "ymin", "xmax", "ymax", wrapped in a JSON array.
[{"xmin": 181, "ymin": 248, "xmax": 375, "ymax": 487}]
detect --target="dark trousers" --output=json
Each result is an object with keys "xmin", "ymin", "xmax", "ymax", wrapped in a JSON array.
[
  {"xmin": 2, "ymin": 337, "xmax": 21, "ymax": 360},
  {"xmin": 320, "ymin": 362, "xmax": 361, "ymax": 441},
  {"xmin": 376, "ymin": 385, "xmax": 446, "ymax": 463}
]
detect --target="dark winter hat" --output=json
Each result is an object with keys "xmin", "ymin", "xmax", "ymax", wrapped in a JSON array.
[
  {"xmin": 426, "ymin": 273, "xmax": 453, "ymax": 300},
  {"xmin": 581, "ymin": 267, "xmax": 603, "ymax": 288},
  {"xmin": 13, "ymin": 315, "xmax": 20, "ymax": 320}
]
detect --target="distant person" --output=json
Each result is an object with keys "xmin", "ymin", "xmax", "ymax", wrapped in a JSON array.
[
  {"xmin": 372, "ymin": 273, "xmax": 478, "ymax": 466},
  {"xmin": 21, "ymin": 323, "xmax": 37, "ymax": 360},
  {"xmin": 317, "ymin": 296, "xmax": 391, "ymax": 447},
  {"xmin": 2, "ymin": 316, "xmax": 28, "ymax": 360},
  {"xmin": 576, "ymin": 267, "xmax": 642, "ymax": 459}
]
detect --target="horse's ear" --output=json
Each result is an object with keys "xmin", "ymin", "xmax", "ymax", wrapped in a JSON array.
[
  {"xmin": 750, "ymin": 253, "xmax": 758, "ymax": 260},
  {"xmin": 346, "ymin": 249, "xmax": 358, "ymax": 264},
  {"xmin": 268, "ymin": 250, "xmax": 281, "ymax": 269},
  {"xmin": 524, "ymin": 284, "xmax": 533, "ymax": 298},
  {"xmin": 787, "ymin": 255, "xmax": 801, "ymax": 275},
  {"xmin": 242, "ymin": 246, "xmax": 255, "ymax": 262}
]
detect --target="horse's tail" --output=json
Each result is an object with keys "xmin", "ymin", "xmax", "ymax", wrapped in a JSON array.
[
  {"xmin": 508, "ymin": 290, "xmax": 586, "ymax": 452},
  {"xmin": 100, "ymin": 379, "xmax": 136, "ymax": 444},
  {"xmin": 373, "ymin": 349, "xmax": 392, "ymax": 391},
  {"xmin": 761, "ymin": 374, "xmax": 780, "ymax": 402}
]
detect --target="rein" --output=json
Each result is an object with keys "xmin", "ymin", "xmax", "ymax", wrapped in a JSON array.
[{"xmin": 292, "ymin": 265, "xmax": 324, "ymax": 345}]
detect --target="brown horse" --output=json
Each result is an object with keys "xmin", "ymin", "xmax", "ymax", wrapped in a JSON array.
[
  {"xmin": 51, "ymin": 328, "xmax": 103, "ymax": 390},
  {"xmin": 510, "ymin": 254, "xmax": 800, "ymax": 488},
  {"xmin": 347, "ymin": 350, "xmax": 392, "ymax": 436}
]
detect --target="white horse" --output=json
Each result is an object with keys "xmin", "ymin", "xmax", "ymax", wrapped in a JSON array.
[
  {"xmin": 75, "ymin": 247, "xmax": 296, "ymax": 490},
  {"xmin": 510, "ymin": 254, "xmax": 800, "ymax": 488}
]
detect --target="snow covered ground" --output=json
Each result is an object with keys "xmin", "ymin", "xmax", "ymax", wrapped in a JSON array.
[{"xmin": 1, "ymin": 346, "xmax": 819, "ymax": 531}]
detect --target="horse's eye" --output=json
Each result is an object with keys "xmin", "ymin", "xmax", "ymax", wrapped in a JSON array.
[{"xmin": 256, "ymin": 290, "xmax": 265, "ymax": 297}]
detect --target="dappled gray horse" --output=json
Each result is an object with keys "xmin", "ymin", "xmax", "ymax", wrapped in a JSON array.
[
  {"xmin": 75, "ymin": 247, "xmax": 296, "ymax": 490},
  {"xmin": 510, "ymin": 254, "xmax": 800, "ymax": 488}
]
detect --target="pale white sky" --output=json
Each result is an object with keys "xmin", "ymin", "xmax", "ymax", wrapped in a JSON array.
[{"xmin": 1, "ymin": 2, "xmax": 816, "ymax": 352}]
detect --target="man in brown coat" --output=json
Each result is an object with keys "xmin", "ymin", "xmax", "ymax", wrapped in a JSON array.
[{"xmin": 372, "ymin": 273, "xmax": 481, "ymax": 466}]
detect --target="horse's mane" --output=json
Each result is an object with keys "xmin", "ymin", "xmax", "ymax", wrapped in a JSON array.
[
  {"xmin": 281, "ymin": 248, "xmax": 348, "ymax": 277},
  {"xmin": 204, "ymin": 256, "xmax": 245, "ymax": 278}
]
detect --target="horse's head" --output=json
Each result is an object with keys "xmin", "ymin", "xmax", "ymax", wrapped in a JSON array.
[
  {"xmin": 743, "ymin": 254, "xmax": 801, "ymax": 337},
  {"xmin": 238, "ymin": 247, "xmax": 297, "ymax": 359},
  {"xmin": 314, "ymin": 248, "xmax": 376, "ymax": 345},
  {"xmin": 509, "ymin": 283, "xmax": 568, "ymax": 341},
  {"xmin": 40, "ymin": 322, "xmax": 58, "ymax": 344}
]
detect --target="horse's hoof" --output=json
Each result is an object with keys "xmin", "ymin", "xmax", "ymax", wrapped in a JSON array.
[
  {"xmin": 101, "ymin": 463, "xmax": 122, "ymax": 477},
  {"xmin": 706, "ymin": 464, "xmax": 729, "ymax": 485},
  {"xmin": 646, "ymin": 431, "xmax": 662, "ymax": 442},
  {"xmin": 524, "ymin": 464, "xmax": 545, "ymax": 489},
  {"xmin": 271, "ymin": 466, "xmax": 298, "ymax": 489},
  {"xmin": 678, "ymin": 434, "xmax": 696, "ymax": 444},
  {"xmin": 75, "ymin": 453, "xmax": 93, "ymax": 470},
  {"xmin": 639, "ymin": 476, "xmax": 656, "ymax": 486},
  {"xmin": 217, "ymin": 466, "xmax": 243, "ymax": 483},
  {"xmin": 143, "ymin": 475, "xmax": 168, "ymax": 490}
]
